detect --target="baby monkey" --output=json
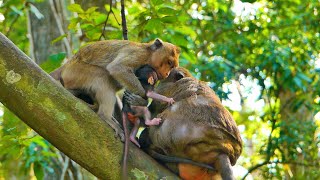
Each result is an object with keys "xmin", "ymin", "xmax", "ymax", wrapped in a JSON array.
[{"xmin": 122, "ymin": 65, "xmax": 175, "ymax": 147}]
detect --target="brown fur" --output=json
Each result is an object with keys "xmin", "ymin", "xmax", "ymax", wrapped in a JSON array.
[
  {"xmin": 143, "ymin": 67, "xmax": 242, "ymax": 180},
  {"xmin": 50, "ymin": 39, "xmax": 180, "ymax": 139}
]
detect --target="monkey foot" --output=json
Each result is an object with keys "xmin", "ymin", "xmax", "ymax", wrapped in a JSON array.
[
  {"xmin": 130, "ymin": 136, "xmax": 141, "ymax": 148},
  {"xmin": 104, "ymin": 117, "xmax": 125, "ymax": 142},
  {"xmin": 145, "ymin": 118, "xmax": 162, "ymax": 126}
]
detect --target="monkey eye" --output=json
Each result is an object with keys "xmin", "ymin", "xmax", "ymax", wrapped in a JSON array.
[{"xmin": 168, "ymin": 60, "xmax": 174, "ymax": 68}]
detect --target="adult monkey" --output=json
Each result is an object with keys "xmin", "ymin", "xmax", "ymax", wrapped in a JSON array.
[
  {"xmin": 125, "ymin": 67, "xmax": 242, "ymax": 180},
  {"xmin": 50, "ymin": 39, "xmax": 180, "ymax": 139}
]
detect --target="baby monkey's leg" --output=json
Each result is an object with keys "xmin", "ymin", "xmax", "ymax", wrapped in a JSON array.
[
  {"xmin": 131, "ymin": 106, "xmax": 162, "ymax": 126},
  {"xmin": 130, "ymin": 118, "xmax": 141, "ymax": 147}
]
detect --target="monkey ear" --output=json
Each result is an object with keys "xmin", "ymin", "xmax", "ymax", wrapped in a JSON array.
[
  {"xmin": 175, "ymin": 71, "xmax": 184, "ymax": 81},
  {"xmin": 150, "ymin": 38, "xmax": 163, "ymax": 50}
]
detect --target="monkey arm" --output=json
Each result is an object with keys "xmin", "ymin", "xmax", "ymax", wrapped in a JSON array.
[
  {"xmin": 107, "ymin": 59, "xmax": 146, "ymax": 97},
  {"xmin": 123, "ymin": 91, "xmax": 148, "ymax": 106},
  {"xmin": 146, "ymin": 90, "xmax": 173, "ymax": 104}
]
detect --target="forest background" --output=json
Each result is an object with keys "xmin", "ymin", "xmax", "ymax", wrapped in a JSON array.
[{"xmin": 0, "ymin": 0, "xmax": 319, "ymax": 179}]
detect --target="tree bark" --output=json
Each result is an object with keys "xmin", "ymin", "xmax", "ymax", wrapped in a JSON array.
[
  {"xmin": 28, "ymin": 0, "xmax": 69, "ymax": 64},
  {"xmin": 0, "ymin": 33, "xmax": 178, "ymax": 179}
]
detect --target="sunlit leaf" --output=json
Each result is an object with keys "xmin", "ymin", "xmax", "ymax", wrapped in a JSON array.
[
  {"xmin": 85, "ymin": 7, "xmax": 98, "ymax": 14},
  {"xmin": 51, "ymin": 34, "xmax": 67, "ymax": 44},
  {"xmin": 68, "ymin": 4, "xmax": 84, "ymax": 13}
]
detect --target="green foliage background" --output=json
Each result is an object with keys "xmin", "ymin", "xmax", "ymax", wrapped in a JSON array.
[{"xmin": 0, "ymin": 0, "xmax": 319, "ymax": 179}]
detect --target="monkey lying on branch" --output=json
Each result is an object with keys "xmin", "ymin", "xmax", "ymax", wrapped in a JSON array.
[
  {"xmin": 50, "ymin": 39, "xmax": 180, "ymax": 140},
  {"xmin": 126, "ymin": 67, "xmax": 243, "ymax": 180}
]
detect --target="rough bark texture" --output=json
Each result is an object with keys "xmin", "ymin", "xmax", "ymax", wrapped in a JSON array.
[{"xmin": 0, "ymin": 33, "xmax": 178, "ymax": 179}]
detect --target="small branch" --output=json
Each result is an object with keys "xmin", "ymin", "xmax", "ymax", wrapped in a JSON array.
[
  {"xmin": 99, "ymin": 0, "xmax": 120, "ymax": 40},
  {"xmin": 60, "ymin": 156, "xmax": 70, "ymax": 180},
  {"xmin": 121, "ymin": 0, "xmax": 128, "ymax": 40},
  {"xmin": 241, "ymin": 160, "xmax": 320, "ymax": 180}
]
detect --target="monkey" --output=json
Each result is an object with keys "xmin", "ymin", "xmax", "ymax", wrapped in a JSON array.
[
  {"xmin": 50, "ymin": 39, "xmax": 180, "ymax": 140},
  {"xmin": 121, "ymin": 65, "xmax": 175, "ymax": 179},
  {"xmin": 125, "ymin": 67, "xmax": 242, "ymax": 180},
  {"xmin": 122, "ymin": 64, "xmax": 175, "ymax": 147}
]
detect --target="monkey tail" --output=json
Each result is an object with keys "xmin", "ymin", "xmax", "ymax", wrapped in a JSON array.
[
  {"xmin": 121, "ymin": 111, "xmax": 129, "ymax": 180},
  {"xmin": 149, "ymin": 150, "xmax": 215, "ymax": 171},
  {"xmin": 215, "ymin": 154, "xmax": 234, "ymax": 180}
]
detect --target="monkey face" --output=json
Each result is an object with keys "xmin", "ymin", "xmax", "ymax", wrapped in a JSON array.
[{"xmin": 149, "ymin": 39, "xmax": 180, "ymax": 79}]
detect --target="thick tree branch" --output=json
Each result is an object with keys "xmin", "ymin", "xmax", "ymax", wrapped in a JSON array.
[{"xmin": 0, "ymin": 33, "xmax": 177, "ymax": 179}]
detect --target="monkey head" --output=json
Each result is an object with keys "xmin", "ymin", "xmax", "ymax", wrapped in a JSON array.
[{"xmin": 149, "ymin": 39, "xmax": 180, "ymax": 79}]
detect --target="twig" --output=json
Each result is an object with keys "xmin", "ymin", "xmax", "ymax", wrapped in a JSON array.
[
  {"xmin": 121, "ymin": 0, "xmax": 128, "ymax": 40},
  {"xmin": 241, "ymin": 160, "xmax": 320, "ymax": 180},
  {"xmin": 99, "ymin": 0, "xmax": 120, "ymax": 40}
]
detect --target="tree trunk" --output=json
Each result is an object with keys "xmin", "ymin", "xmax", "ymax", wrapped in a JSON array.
[
  {"xmin": 0, "ymin": 33, "xmax": 178, "ymax": 179},
  {"xmin": 28, "ymin": 0, "xmax": 70, "ymax": 64}
]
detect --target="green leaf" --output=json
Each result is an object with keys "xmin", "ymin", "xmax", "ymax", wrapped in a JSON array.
[
  {"xmin": 41, "ymin": 52, "xmax": 66, "ymax": 72},
  {"xmin": 68, "ymin": 18, "xmax": 80, "ymax": 30},
  {"xmin": 49, "ymin": 52, "xmax": 66, "ymax": 62},
  {"xmin": 160, "ymin": 16, "xmax": 177, "ymax": 23},
  {"xmin": 157, "ymin": 7, "xmax": 177, "ymax": 16},
  {"xmin": 34, "ymin": 162, "xmax": 44, "ymax": 180},
  {"xmin": 144, "ymin": 19, "xmax": 163, "ymax": 33},
  {"xmin": 151, "ymin": 0, "xmax": 163, "ymax": 6},
  {"xmin": 10, "ymin": 6, "xmax": 23, "ymax": 16},
  {"xmin": 68, "ymin": 4, "xmax": 84, "ymax": 13},
  {"xmin": 51, "ymin": 34, "xmax": 67, "ymax": 44},
  {"xmin": 296, "ymin": 72, "xmax": 312, "ymax": 82},
  {"xmin": 293, "ymin": 76, "xmax": 302, "ymax": 88},
  {"xmin": 85, "ymin": 7, "xmax": 98, "ymax": 14},
  {"xmin": 94, "ymin": 14, "xmax": 107, "ymax": 24}
]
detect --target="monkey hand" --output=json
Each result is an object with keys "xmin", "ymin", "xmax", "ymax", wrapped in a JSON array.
[
  {"xmin": 123, "ymin": 91, "xmax": 148, "ymax": 106},
  {"xmin": 166, "ymin": 98, "xmax": 175, "ymax": 105}
]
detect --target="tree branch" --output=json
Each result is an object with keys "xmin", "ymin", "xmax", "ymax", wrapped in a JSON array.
[
  {"xmin": 0, "ymin": 33, "xmax": 178, "ymax": 179},
  {"xmin": 121, "ymin": 0, "xmax": 128, "ymax": 40}
]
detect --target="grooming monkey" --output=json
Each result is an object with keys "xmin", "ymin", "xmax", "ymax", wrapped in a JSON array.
[
  {"xmin": 127, "ymin": 67, "xmax": 242, "ymax": 180},
  {"xmin": 121, "ymin": 65, "xmax": 175, "ymax": 179},
  {"xmin": 50, "ymin": 39, "xmax": 180, "ymax": 139}
]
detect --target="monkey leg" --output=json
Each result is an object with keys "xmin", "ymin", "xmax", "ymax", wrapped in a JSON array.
[
  {"xmin": 61, "ymin": 62, "xmax": 124, "ymax": 141},
  {"xmin": 131, "ymin": 106, "xmax": 162, "ymax": 126},
  {"xmin": 96, "ymin": 90, "xmax": 124, "ymax": 141},
  {"xmin": 129, "ymin": 119, "xmax": 141, "ymax": 148}
]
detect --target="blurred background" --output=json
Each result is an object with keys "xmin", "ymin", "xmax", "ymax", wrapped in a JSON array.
[{"xmin": 0, "ymin": 0, "xmax": 319, "ymax": 179}]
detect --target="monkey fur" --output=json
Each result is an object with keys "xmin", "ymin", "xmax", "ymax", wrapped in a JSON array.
[
  {"xmin": 130, "ymin": 67, "xmax": 242, "ymax": 180},
  {"xmin": 50, "ymin": 39, "xmax": 180, "ymax": 140}
]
